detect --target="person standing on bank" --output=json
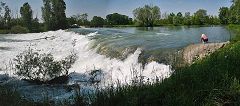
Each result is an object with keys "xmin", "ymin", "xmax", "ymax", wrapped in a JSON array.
[{"xmin": 201, "ymin": 34, "xmax": 208, "ymax": 43}]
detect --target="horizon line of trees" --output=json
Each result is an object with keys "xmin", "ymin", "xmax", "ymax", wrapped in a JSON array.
[{"xmin": 0, "ymin": 0, "xmax": 240, "ymax": 33}]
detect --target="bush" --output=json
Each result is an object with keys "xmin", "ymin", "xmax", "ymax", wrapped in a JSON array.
[
  {"xmin": 10, "ymin": 25, "xmax": 29, "ymax": 34},
  {"xmin": 14, "ymin": 48, "xmax": 77, "ymax": 82}
]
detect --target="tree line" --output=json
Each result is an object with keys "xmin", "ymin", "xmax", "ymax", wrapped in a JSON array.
[{"xmin": 0, "ymin": 0, "xmax": 239, "ymax": 34}]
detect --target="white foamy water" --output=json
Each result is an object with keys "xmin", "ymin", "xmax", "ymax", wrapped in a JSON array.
[{"xmin": 0, "ymin": 30, "xmax": 172, "ymax": 101}]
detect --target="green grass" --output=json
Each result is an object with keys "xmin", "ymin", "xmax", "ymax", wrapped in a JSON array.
[{"xmin": 91, "ymin": 25, "xmax": 240, "ymax": 106}]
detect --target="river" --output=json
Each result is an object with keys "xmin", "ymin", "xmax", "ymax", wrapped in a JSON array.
[{"xmin": 0, "ymin": 26, "xmax": 231, "ymax": 102}]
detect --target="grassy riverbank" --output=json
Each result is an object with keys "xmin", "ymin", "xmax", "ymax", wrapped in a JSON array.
[{"xmin": 91, "ymin": 25, "xmax": 240, "ymax": 105}]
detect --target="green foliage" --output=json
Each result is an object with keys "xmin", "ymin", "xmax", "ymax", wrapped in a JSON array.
[
  {"xmin": 133, "ymin": 5, "xmax": 161, "ymax": 27},
  {"xmin": 42, "ymin": 0, "xmax": 52, "ymax": 30},
  {"xmin": 91, "ymin": 16, "xmax": 105, "ymax": 27},
  {"xmin": 219, "ymin": 7, "xmax": 230, "ymax": 24},
  {"xmin": 229, "ymin": 0, "xmax": 240, "ymax": 24},
  {"xmin": 10, "ymin": 25, "xmax": 29, "ymax": 34},
  {"xmin": 193, "ymin": 9, "xmax": 208, "ymax": 25},
  {"xmin": 3, "ymin": 5, "xmax": 11, "ymax": 29},
  {"xmin": 14, "ymin": 48, "xmax": 77, "ymax": 82},
  {"xmin": 106, "ymin": 13, "xmax": 132, "ymax": 25},
  {"xmin": 51, "ymin": 0, "xmax": 67, "ymax": 30},
  {"xmin": 20, "ymin": 2, "xmax": 33, "ymax": 31},
  {"xmin": 68, "ymin": 13, "xmax": 90, "ymax": 26},
  {"xmin": 42, "ymin": 0, "xmax": 67, "ymax": 31},
  {"xmin": 183, "ymin": 12, "xmax": 192, "ymax": 25},
  {"xmin": 228, "ymin": 24, "xmax": 240, "ymax": 41},
  {"xmin": 0, "ymin": 2, "xmax": 11, "ymax": 29},
  {"xmin": 156, "ymin": 10, "xmax": 220, "ymax": 26},
  {"xmin": 0, "ymin": 2, "xmax": 42, "ymax": 33}
]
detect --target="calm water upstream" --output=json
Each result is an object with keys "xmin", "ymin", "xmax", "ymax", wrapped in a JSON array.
[
  {"xmin": 71, "ymin": 26, "xmax": 230, "ymax": 49},
  {"xmin": 70, "ymin": 26, "xmax": 231, "ymax": 63}
]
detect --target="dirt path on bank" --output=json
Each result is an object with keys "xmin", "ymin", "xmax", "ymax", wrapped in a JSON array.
[{"xmin": 183, "ymin": 41, "xmax": 230, "ymax": 64}]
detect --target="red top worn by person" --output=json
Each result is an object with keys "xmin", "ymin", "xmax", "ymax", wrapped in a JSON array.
[{"xmin": 201, "ymin": 34, "xmax": 208, "ymax": 43}]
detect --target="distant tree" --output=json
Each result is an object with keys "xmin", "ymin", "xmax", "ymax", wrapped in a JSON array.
[
  {"xmin": 133, "ymin": 5, "xmax": 161, "ymax": 27},
  {"xmin": 173, "ymin": 12, "xmax": 183, "ymax": 25},
  {"xmin": 42, "ymin": 0, "xmax": 53, "ymax": 30},
  {"xmin": 183, "ymin": 12, "xmax": 192, "ymax": 25},
  {"xmin": 79, "ymin": 13, "xmax": 89, "ymax": 25},
  {"xmin": 42, "ymin": 0, "xmax": 67, "ymax": 31},
  {"xmin": 20, "ymin": 2, "xmax": 33, "ymax": 31},
  {"xmin": 91, "ymin": 16, "xmax": 105, "ymax": 27},
  {"xmin": 193, "ymin": 9, "xmax": 208, "ymax": 25},
  {"xmin": 0, "ymin": 2, "xmax": 6, "ymax": 20},
  {"xmin": 67, "ymin": 16, "xmax": 77, "ymax": 26},
  {"xmin": 51, "ymin": 0, "xmax": 67, "ymax": 30},
  {"xmin": 208, "ymin": 16, "xmax": 220, "ymax": 25},
  {"xmin": 31, "ymin": 17, "xmax": 40, "ymax": 32},
  {"xmin": 219, "ymin": 7, "xmax": 230, "ymax": 24},
  {"xmin": 106, "ymin": 13, "xmax": 131, "ymax": 25},
  {"xmin": 167, "ymin": 13, "xmax": 175, "ymax": 24},
  {"xmin": 229, "ymin": 0, "xmax": 240, "ymax": 24},
  {"xmin": 3, "ymin": 5, "xmax": 11, "ymax": 29},
  {"xmin": 0, "ymin": 3, "xmax": 11, "ymax": 29}
]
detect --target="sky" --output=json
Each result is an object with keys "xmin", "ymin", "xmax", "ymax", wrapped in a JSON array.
[{"xmin": 0, "ymin": 0, "xmax": 233, "ymax": 20}]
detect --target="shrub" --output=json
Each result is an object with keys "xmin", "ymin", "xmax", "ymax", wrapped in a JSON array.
[
  {"xmin": 10, "ymin": 25, "xmax": 29, "ymax": 34},
  {"xmin": 14, "ymin": 48, "xmax": 77, "ymax": 82}
]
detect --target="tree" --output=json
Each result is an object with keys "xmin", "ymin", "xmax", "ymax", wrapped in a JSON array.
[
  {"xmin": 91, "ymin": 16, "xmax": 105, "ymax": 27},
  {"xmin": 219, "ymin": 7, "xmax": 230, "ymax": 24},
  {"xmin": 106, "ymin": 13, "xmax": 131, "ymax": 25},
  {"xmin": 173, "ymin": 12, "xmax": 183, "ymax": 25},
  {"xmin": 0, "ymin": 2, "xmax": 6, "ymax": 29},
  {"xmin": 183, "ymin": 12, "xmax": 192, "ymax": 25},
  {"xmin": 20, "ymin": 2, "xmax": 33, "ymax": 31},
  {"xmin": 133, "ymin": 5, "xmax": 161, "ymax": 27},
  {"xmin": 167, "ymin": 13, "xmax": 175, "ymax": 24},
  {"xmin": 209, "ymin": 16, "xmax": 220, "ymax": 25},
  {"xmin": 79, "ymin": 13, "xmax": 89, "ymax": 25},
  {"xmin": 51, "ymin": 0, "xmax": 67, "ymax": 30},
  {"xmin": 3, "ymin": 6, "xmax": 11, "ymax": 29},
  {"xmin": 193, "ymin": 9, "xmax": 208, "ymax": 25},
  {"xmin": 31, "ymin": 17, "xmax": 40, "ymax": 32},
  {"xmin": 229, "ymin": 0, "xmax": 240, "ymax": 24},
  {"xmin": 42, "ymin": 0, "xmax": 52, "ymax": 30},
  {"xmin": 42, "ymin": 0, "xmax": 67, "ymax": 31}
]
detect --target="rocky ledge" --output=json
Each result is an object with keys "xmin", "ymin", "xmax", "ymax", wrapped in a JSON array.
[{"xmin": 183, "ymin": 41, "xmax": 230, "ymax": 65}]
